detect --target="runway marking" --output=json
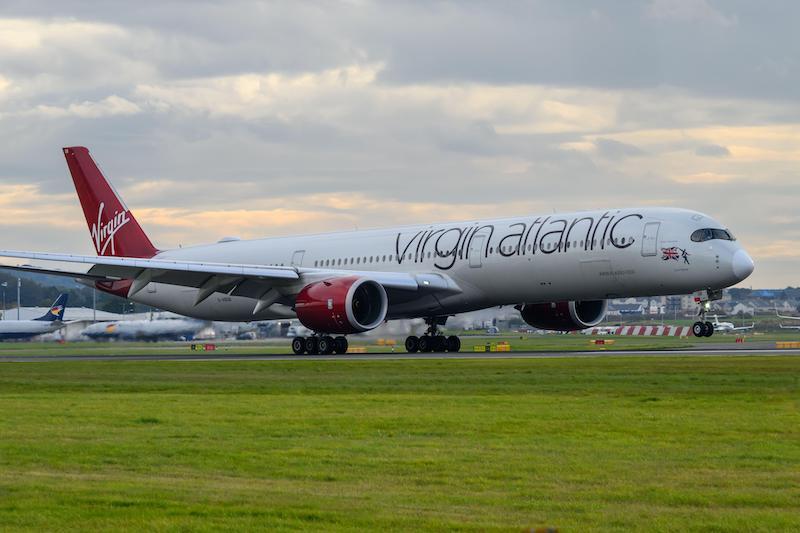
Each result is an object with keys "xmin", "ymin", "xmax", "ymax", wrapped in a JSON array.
[{"xmin": 2, "ymin": 348, "xmax": 800, "ymax": 363}]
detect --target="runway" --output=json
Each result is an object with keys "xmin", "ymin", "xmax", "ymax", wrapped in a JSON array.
[{"xmin": 2, "ymin": 347, "xmax": 800, "ymax": 363}]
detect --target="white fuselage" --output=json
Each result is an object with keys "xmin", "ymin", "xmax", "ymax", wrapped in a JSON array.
[
  {"xmin": 81, "ymin": 319, "xmax": 207, "ymax": 341},
  {"xmin": 0, "ymin": 320, "xmax": 63, "ymax": 340},
  {"xmin": 124, "ymin": 207, "xmax": 751, "ymax": 322}
]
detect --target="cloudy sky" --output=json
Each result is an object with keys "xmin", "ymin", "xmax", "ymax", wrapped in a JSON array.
[{"xmin": 0, "ymin": 0, "xmax": 797, "ymax": 288}]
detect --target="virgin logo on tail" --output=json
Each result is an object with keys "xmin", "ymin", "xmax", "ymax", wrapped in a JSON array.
[{"xmin": 91, "ymin": 202, "xmax": 131, "ymax": 255}]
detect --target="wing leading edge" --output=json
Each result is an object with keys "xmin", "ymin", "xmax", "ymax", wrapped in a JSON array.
[{"xmin": 0, "ymin": 250, "xmax": 460, "ymax": 313}]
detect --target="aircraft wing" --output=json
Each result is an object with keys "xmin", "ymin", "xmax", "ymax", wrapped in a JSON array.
[
  {"xmin": 0, "ymin": 250, "xmax": 460, "ymax": 310},
  {"xmin": 730, "ymin": 324, "xmax": 755, "ymax": 331},
  {"xmin": 775, "ymin": 310, "xmax": 800, "ymax": 329}
]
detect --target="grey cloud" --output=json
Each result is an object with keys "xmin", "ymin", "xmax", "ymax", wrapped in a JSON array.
[
  {"xmin": 695, "ymin": 143, "xmax": 730, "ymax": 157},
  {"xmin": 594, "ymin": 138, "xmax": 645, "ymax": 159},
  {"xmin": 0, "ymin": 1, "xmax": 797, "ymax": 101}
]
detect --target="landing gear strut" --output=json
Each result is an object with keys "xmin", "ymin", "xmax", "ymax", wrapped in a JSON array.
[
  {"xmin": 405, "ymin": 317, "xmax": 461, "ymax": 353},
  {"xmin": 693, "ymin": 289, "xmax": 722, "ymax": 338},
  {"xmin": 292, "ymin": 335, "xmax": 349, "ymax": 355}
]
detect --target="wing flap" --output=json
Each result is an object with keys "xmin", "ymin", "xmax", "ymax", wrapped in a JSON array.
[{"xmin": 0, "ymin": 262, "xmax": 117, "ymax": 282}]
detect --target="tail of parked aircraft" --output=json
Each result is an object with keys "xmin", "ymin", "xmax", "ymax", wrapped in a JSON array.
[
  {"xmin": 63, "ymin": 147, "xmax": 158, "ymax": 258},
  {"xmin": 34, "ymin": 293, "xmax": 68, "ymax": 322}
]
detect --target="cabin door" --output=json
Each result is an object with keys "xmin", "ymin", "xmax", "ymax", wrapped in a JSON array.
[
  {"xmin": 469, "ymin": 235, "xmax": 485, "ymax": 268},
  {"xmin": 641, "ymin": 222, "xmax": 660, "ymax": 257}
]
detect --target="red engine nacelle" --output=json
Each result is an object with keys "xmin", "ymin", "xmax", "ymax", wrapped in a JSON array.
[
  {"xmin": 295, "ymin": 276, "xmax": 388, "ymax": 334},
  {"xmin": 519, "ymin": 300, "xmax": 608, "ymax": 331}
]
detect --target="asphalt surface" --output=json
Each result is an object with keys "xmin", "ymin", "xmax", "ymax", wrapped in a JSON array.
[{"xmin": 2, "ymin": 347, "xmax": 800, "ymax": 362}]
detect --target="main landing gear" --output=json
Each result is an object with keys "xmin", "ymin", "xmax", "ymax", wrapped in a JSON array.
[
  {"xmin": 292, "ymin": 335, "xmax": 348, "ymax": 355},
  {"xmin": 405, "ymin": 317, "xmax": 461, "ymax": 353},
  {"xmin": 692, "ymin": 289, "xmax": 723, "ymax": 338}
]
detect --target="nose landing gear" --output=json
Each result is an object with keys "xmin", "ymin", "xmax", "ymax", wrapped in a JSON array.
[
  {"xmin": 405, "ymin": 317, "xmax": 461, "ymax": 353},
  {"xmin": 692, "ymin": 289, "xmax": 722, "ymax": 338}
]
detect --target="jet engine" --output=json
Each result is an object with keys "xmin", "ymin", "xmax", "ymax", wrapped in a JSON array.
[
  {"xmin": 294, "ymin": 276, "xmax": 388, "ymax": 334},
  {"xmin": 519, "ymin": 300, "xmax": 608, "ymax": 331}
]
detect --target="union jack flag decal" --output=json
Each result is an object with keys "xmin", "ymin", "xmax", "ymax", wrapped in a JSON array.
[
  {"xmin": 661, "ymin": 247, "xmax": 680, "ymax": 260},
  {"xmin": 662, "ymin": 247, "xmax": 690, "ymax": 264}
]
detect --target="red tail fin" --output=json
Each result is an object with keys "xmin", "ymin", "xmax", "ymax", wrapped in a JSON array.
[{"xmin": 63, "ymin": 146, "xmax": 158, "ymax": 258}]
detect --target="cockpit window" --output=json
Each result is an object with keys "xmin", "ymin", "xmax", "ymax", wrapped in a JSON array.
[{"xmin": 691, "ymin": 228, "xmax": 736, "ymax": 242}]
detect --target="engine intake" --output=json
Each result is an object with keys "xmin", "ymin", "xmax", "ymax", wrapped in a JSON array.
[
  {"xmin": 519, "ymin": 300, "xmax": 608, "ymax": 331},
  {"xmin": 295, "ymin": 276, "xmax": 388, "ymax": 334}
]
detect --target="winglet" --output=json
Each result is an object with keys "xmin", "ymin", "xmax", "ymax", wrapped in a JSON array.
[
  {"xmin": 63, "ymin": 147, "xmax": 158, "ymax": 258},
  {"xmin": 34, "ymin": 293, "xmax": 68, "ymax": 322}
]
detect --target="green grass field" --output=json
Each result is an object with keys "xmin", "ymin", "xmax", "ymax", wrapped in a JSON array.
[{"xmin": 1, "ymin": 356, "xmax": 799, "ymax": 531}]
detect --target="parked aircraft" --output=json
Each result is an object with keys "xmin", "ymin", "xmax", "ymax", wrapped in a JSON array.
[
  {"xmin": 776, "ymin": 309, "xmax": 800, "ymax": 330},
  {"xmin": 0, "ymin": 147, "xmax": 754, "ymax": 353},
  {"xmin": 710, "ymin": 314, "xmax": 754, "ymax": 333},
  {"xmin": 80, "ymin": 317, "xmax": 207, "ymax": 341},
  {"xmin": 0, "ymin": 294, "xmax": 68, "ymax": 340}
]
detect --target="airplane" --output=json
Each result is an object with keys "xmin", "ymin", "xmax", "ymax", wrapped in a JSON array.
[
  {"xmin": 0, "ymin": 147, "xmax": 754, "ymax": 354},
  {"xmin": 80, "ymin": 317, "xmax": 208, "ymax": 342},
  {"xmin": 0, "ymin": 293, "xmax": 69, "ymax": 340},
  {"xmin": 710, "ymin": 314, "xmax": 754, "ymax": 333},
  {"xmin": 776, "ymin": 309, "xmax": 800, "ymax": 329}
]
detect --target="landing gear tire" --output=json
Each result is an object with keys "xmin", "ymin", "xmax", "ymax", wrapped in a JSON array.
[
  {"xmin": 405, "ymin": 335, "xmax": 420, "ymax": 353},
  {"xmin": 432, "ymin": 335, "xmax": 447, "ymax": 352},
  {"xmin": 318, "ymin": 336, "xmax": 335, "ymax": 355},
  {"xmin": 704, "ymin": 321, "xmax": 714, "ymax": 337},
  {"xmin": 291, "ymin": 337, "xmax": 306, "ymax": 355},
  {"xmin": 418, "ymin": 335, "xmax": 432, "ymax": 353},
  {"xmin": 334, "ymin": 336, "xmax": 348, "ymax": 354},
  {"xmin": 692, "ymin": 321, "xmax": 705, "ymax": 337},
  {"xmin": 304, "ymin": 336, "xmax": 319, "ymax": 355},
  {"xmin": 446, "ymin": 335, "xmax": 461, "ymax": 353}
]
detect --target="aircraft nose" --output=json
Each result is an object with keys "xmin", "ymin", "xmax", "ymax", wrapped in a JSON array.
[{"xmin": 732, "ymin": 249, "xmax": 754, "ymax": 281}]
